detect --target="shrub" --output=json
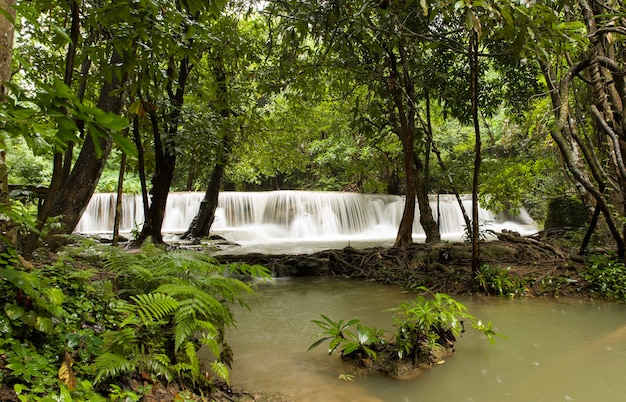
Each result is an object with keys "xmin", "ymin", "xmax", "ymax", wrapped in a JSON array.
[
  {"xmin": 583, "ymin": 254, "xmax": 626, "ymax": 301},
  {"xmin": 309, "ymin": 288, "xmax": 498, "ymax": 376},
  {"xmin": 0, "ymin": 240, "xmax": 269, "ymax": 399},
  {"xmin": 475, "ymin": 264, "xmax": 527, "ymax": 297}
]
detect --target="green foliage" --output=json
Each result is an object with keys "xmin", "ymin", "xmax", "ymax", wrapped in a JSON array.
[
  {"xmin": 308, "ymin": 315, "xmax": 385, "ymax": 360},
  {"xmin": 88, "ymin": 240, "xmax": 269, "ymax": 386},
  {"xmin": 310, "ymin": 288, "xmax": 498, "ymax": 369},
  {"xmin": 0, "ymin": 247, "xmax": 113, "ymax": 400},
  {"xmin": 475, "ymin": 264, "xmax": 527, "ymax": 297},
  {"xmin": 0, "ymin": 240, "xmax": 269, "ymax": 399},
  {"xmin": 389, "ymin": 288, "xmax": 498, "ymax": 362},
  {"xmin": 583, "ymin": 255, "xmax": 626, "ymax": 301}
]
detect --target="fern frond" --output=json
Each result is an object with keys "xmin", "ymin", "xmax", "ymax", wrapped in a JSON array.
[
  {"xmin": 171, "ymin": 340, "xmax": 202, "ymax": 382},
  {"xmin": 210, "ymin": 361, "xmax": 230, "ymax": 384},
  {"xmin": 173, "ymin": 314, "xmax": 199, "ymax": 352},
  {"xmin": 182, "ymin": 340, "xmax": 201, "ymax": 379},
  {"xmin": 150, "ymin": 250, "xmax": 221, "ymax": 280},
  {"xmin": 136, "ymin": 353, "xmax": 173, "ymax": 382},
  {"xmin": 102, "ymin": 327, "xmax": 139, "ymax": 353},
  {"xmin": 171, "ymin": 309, "xmax": 214, "ymax": 351},
  {"xmin": 156, "ymin": 283, "xmax": 231, "ymax": 323},
  {"xmin": 203, "ymin": 275, "xmax": 256, "ymax": 304},
  {"xmin": 129, "ymin": 293, "xmax": 180, "ymax": 324},
  {"xmin": 94, "ymin": 352, "xmax": 137, "ymax": 384},
  {"xmin": 199, "ymin": 332, "xmax": 221, "ymax": 357}
]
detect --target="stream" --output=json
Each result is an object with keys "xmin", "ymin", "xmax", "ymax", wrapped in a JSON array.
[{"xmin": 226, "ymin": 277, "xmax": 626, "ymax": 402}]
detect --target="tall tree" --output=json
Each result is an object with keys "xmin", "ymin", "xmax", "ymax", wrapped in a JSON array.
[
  {"xmin": 133, "ymin": 0, "xmax": 230, "ymax": 244},
  {"xmin": 8, "ymin": 1, "xmax": 134, "ymax": 253},
  {"xmin": 264, "ymin": 0, "xmax": 443, "ymax": 246},
  {"xmin": 0, "ymin": 0, "xmax": 16, "ymax": 249},
  {"xmin": 523, "ymin": 1, "xmax": 626, "ymax": 259}
]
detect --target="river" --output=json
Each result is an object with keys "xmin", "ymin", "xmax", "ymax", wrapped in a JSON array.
[{"xmin": 225, "ymin": 277, "xmax": 626, "ymax": 402}]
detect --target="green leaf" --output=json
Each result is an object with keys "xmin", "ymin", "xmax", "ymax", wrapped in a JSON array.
[
  {"xmin": 307, "ymin": 336, "xmax": 330, "ymax": 351},
  {"xmin": 35, "ymin": 316, "xmax": 54, "ymax": 332},
  {"xmin": 0, "ymin": 8, "xmax": 15, "ymax": 24},
  {"xmin": 211, "ymin": 361, "xmax": 230, "ymax": 384},
  {"xmin": 0, "ymin": 313, "xmax": 12, "ymax": 334},
  {"xmin": 4, "ymin": 304, "xmax": 25, "ymax": 320},
  {"xmin": 51, "ymin": 23, "xmax": 72, "ymax": 44},
  {"xmin": 111, "ymin": 131, "xmax": 138, "ymax": 157},
  {"xmin": 48, "ymin": 288, "xmax": 66, "ymax": 306}
]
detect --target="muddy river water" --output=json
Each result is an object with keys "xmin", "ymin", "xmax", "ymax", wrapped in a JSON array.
[{"xmin": 226, "ymin": 277, "xmax": 626, "ymax": 402}]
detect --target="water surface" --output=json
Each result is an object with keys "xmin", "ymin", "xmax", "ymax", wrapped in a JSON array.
[{"xmin": 227, "ymin": 277, "xmax": 626, "ymax": 402}]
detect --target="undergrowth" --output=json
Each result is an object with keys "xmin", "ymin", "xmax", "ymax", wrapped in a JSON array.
[
  {"xmin": 0, "ymin": 238, "xmax": 269, "ymax": 400},
  {"xmin": 582, "ymin": 254, "xmax": 626, "ymax": 301}
]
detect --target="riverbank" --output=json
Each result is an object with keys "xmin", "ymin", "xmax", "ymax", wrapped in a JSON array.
[{"xmin": 215, "ymin": 233, "xmax": 589, "ymax": 298}]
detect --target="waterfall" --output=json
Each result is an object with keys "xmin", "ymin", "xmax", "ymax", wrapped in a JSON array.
[{"xmin": 75, "ymin": 191, "xmax": 537, "ymax": 245}]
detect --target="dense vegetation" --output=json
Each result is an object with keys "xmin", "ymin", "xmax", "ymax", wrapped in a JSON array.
[
  {"xmin": 0, "ymin": 0, "xmax": 625, "ymax": 399},
  {"xmin": 0, "ymin": 239, "xmax": 269, "ymax": 400},
  {"xmin": 0, "ymin": 0, "xmax": 622, "ymax": 254}
]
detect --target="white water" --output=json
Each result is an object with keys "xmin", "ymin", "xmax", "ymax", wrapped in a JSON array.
[{"xmin": 75, "ymin": 191, "xmax": 537, "ymax": 249}]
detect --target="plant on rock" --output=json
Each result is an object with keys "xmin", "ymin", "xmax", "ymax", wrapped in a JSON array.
[
  {"xmin": 308, "ymin": 315, "xmax": 385, "ymax": 361},
  {"xmin": 309, "ymin": 288, "xmax": 497, "ymax": 378}
]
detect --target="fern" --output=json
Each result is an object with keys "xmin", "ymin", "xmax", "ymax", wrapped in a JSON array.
[
  {"xmin": 68, "ymin": 238, "xmax": 270, "ymax": 387},
  {"xmin": 183, "ymin": 341, "xmax": 201, "ymax": 379},
  {"xmin": 211, "ymin": 361, "xmax": 230, "ymax": 384},
  {"xmin": 199, "ymin": 332, "xmax": 221, "ymax": 358},
  {"xmin": 129, "ymin": 293, "xmax": 180, "ymax": 325},
  {"xmin": 156, "ymin": 283, "xmax": 231, "ymax": 324},
  {"xmin": 136, "ymin": 353, "xmax": 173, "ymax": 382},
  {"xmin": 102, "ymin": 327, "xmax": 139, "ymax": 353},
  {"xmin": 94, "ymin": 352, "xmax": 137, "ymax": 384}
]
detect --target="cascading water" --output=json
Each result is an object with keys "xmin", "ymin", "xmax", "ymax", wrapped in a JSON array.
[{"xmin": 75, "ymin": 191, "xmax": 537, "ymax": 250}]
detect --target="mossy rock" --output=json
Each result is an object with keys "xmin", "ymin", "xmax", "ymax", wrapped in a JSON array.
[{"xmin": 544, "ymin": 196, "xmax": 588, "ymax": 229}]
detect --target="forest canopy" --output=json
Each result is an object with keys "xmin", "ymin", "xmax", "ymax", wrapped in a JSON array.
[{"xmin": 0, "ymin": 0, "xmax": 623, "ymax": 260}]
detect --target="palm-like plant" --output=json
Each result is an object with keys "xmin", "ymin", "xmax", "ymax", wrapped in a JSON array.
[{"xmin": 308, "ymin": 314, "xmax": 385, "ymax": 360}]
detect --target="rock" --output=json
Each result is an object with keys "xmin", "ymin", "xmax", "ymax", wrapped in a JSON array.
[{"xmin": 545, "ymin": 196, "xmax": 589, "ymax": 229}]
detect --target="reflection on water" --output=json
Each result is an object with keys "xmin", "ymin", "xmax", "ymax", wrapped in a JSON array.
[{"xmin": 226, "ymin": 277, "xmax": 626, "ymax": 402}]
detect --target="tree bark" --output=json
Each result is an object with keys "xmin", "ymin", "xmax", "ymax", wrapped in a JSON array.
[
  {"xmin": 46, "ymin": 50, "xmax": 125, "ymax": 237},
  {"xmin": 136, "ymin": 54, "xmax": 191, "ymax": 245},
  {"xmin": 540, "ymin": 57, "xmax": 625, "ymax": 259},
  {"xmin": 385, "ymin": 47, "xmax": 415, "ymax": 247},
  {"xmin": 183, "ymin": 162, "xmax": 226, "ymax": 239},
  {"xmin": 132, "ymin": 116, "xmax": 150, "ymax": 225},
  {"xmin": 469, "ymin": 30, "xmax": 481, "ymax": 274},
  {"xmin": 113, "ymin": 152, "xmax": 127, "ymax": 246},
  {"xmin": 414, "ymin": 155, "xmax": 440, "ymax": 242},
  {"xmin": 0, "ymin": 0, "xmax": 16, "ymax": 249}
]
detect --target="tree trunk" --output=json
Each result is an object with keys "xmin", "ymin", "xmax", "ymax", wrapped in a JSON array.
[
  {"xmin": 385, "ymin": 46, "xmax": 415, "ymax": 247},
  {"xmin": 136, "ymin": 54, "xmax": 191, "ymax": 245},
  {"xmin": 469, "ymin": 30, "xmax": 481, "ymax": 274},
  {"xmin": 39, "ymin": 0, "xmax": 81, "ymax": 221},
  {"xmin": 132, "ymin": 116, "xmax": 150, "ymax": 225},
  {"xmin": 395, "ymin": 134, "xmax": 416, "ymax": 247},
  {"xmin": 113, "ymin": 152, "xmax": 126, "ymax": 246},
  {"xmin": 0, "ymin": 0, "xmax": 16, "ymax": 250},
  {"xmin": 45, "ymin": 51, "xmax": 125, "ymax": 238},
  {"xmin": 414, "ymin": 155, "xmax": 440, "ymax": 242},
  {"xmin": 182, "ymin": 162, "xmax": 226, "ymax": 239}
]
